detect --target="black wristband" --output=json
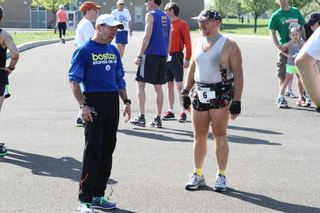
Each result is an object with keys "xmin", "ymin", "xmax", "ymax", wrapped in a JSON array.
[
  {"xmin": 181, "ymin": 89, "xmax": 189, "ymax": 96},
  {"xmin": 229, "ymin": 101, "xmax": 241, "ymax": 114},
  {"xmin": 123, "ymin": 99, "xmax": 131, "ymax": 105},
  {"xmin": 8, "ymin": 66, "xmax": 15, "ymax": 71}
]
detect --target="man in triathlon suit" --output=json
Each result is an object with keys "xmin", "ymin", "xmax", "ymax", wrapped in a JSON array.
[
  {"xmin": 295, "ymin": 27, "xmax": 320, "ymax": 113},
  {"xmin": 0, "ymin": 6, "xmax": 20, "ymax": 157},
  {"xmin": 182, "ymin": 9, "xmax": 243, "ymax": 192},
  {"xmin": 162, "ymin": 2, "xmax": 192, "ymax": 123},
  {"xmin": 130, "ymin": 0, "xmax": 171, "ymax": 128}
]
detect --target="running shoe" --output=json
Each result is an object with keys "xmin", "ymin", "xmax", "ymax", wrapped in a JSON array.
[
  {"xmin": 285, "ymin": 89, "xmax": 297, "ymax": 98},
  {"xmin": 162, "ymin": 111, "xmax": 175, "ymax": 120},
  {"xmin": 278, "ymin": 97, "xmax": 288, "ymax": 108},
  {"xmin": 213, "ymin": 174, "xmax": 227, "ymax": 192},
  {"xmin": 296, "ymin": 97, "xmax": 306, "ymax": 107},
  {"xmin": 92, "ymin": 196, "xmax": 116, "ymax": 210},
  {"xmin": 78, "ymin": 202, "xmax": 94, "ymax": 213},
  {"xmin": 185, "ymin": 173, "xmax": 206, "ymax": 190},
  {"xmin": 149, "ymin": 117, "xmax": 162, "ymax": 128},
  {"xmin": 0, "ymin": 143, "xmax": 7, "ymax": 157},
  {"xmin": 130, "ymin": 116, "xmax": 146, "ymax": 127},
  {"xmin": 76, "ymin": 118, "xmax": 85, "ymax": 127},
  {"xmin": 304, "ymin": 95, "xmax": 312, "ymax": 107},
  {"xmin": 178, "ymin": 112, "xmax": 187, "ymax": 123}
]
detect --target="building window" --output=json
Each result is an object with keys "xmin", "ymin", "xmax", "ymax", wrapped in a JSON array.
[
  {"xmin": 135, "ymin": 7, "xmax": 143, "ymax": 23},
  {"xmin": 31, "ymin": 5, "xmax": 46, "ymax": 11}
]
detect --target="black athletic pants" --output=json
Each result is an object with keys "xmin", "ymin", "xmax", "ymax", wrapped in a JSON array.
[
  {"xmin": 78, "ymin": 91, "xmax": 119, "ymax": 203},
  {"xmin": 57, "ymin": 22, "xmax": 67, "ymax": 38}
]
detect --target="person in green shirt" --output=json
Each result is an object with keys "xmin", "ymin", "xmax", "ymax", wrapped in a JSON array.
[{"xmin": 268, "ymin": 0, "xmax": 305, "ymax": 104}]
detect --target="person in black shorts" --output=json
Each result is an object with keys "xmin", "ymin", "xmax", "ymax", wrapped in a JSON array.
[
  {"xmin": 163, "ymin": 2, "xmax": 192, "ymax": 123},
  {"xmin": 130, "ymin": 0, "xmax": 171, "ymax": 128},
  {"xmin": 0, "ymin": 6, "xmax": 20, "ymax": 157},
  {"xmin": 182, "ymin": 9, "xmax": 243, "ymax": 192}
]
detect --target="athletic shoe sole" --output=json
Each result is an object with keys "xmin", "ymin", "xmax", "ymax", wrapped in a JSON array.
[
  {"xmin": 0, "ymin": 152, "xmax": 7, "ymax": 157},
  {"xmin": 162, "ymin": 117, "xmax": 176, "ymax": 121},
  {"xmin": 131, "ymin": 122, "xmax": 146, "ymax": 127},
  {"xmin": 213, "ymin": 186, "xmax": 227, "ymax": 192},
  {"xmin": 185, "ymin": 183, "xmax": 206, "ymax": 191},
  {"xmin": 149, "ymin": 124, "xmax": 162, "ymax": 128},
  {"xmin": 178, "ymin": 119, "xmax": 187, "ymax": 123},
  {"xmin": 92, "ymin": 205, "xmax": 117, "ymax": 210}
]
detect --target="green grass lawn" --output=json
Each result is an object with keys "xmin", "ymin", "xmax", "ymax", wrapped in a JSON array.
[
  {"xmin": 221, "ymin": 18, "xmax": 270, "ymax": 36},
  {"xmin": 10, "ymin": 18, "xmax": 270, "ymax": 45},
  {"xmin": 11, "ymin": 30, "xmax": 75, "ymax": 46}
]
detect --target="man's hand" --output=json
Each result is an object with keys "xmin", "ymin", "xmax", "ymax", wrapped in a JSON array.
[
  {"xmin": 181, "ymin": 89, "xmax": 191, "ymax": 111},
  {"xmin": 183, "ymin": 60, "xmax": 190, "ymax": 69},
  {"xmin": 229, "ymin": 100, "xmax": 241, "ymax": 120},
  {"xmin": 135, "ymin": 56, "xmax": 142, "ymax": 66},
  {"xmin": 278, "ymin": 45, "xmax": 287, "ymax": 52},
  {"xmin": 81, "ymin": 106, "xmax": 93, "ymax": 122},
  {"xmin": 123, "ymin": 104, "xmax": 131, "ymax": 123}
]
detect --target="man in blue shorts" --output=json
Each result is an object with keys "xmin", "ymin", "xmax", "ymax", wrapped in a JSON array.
[
  {"xmin": 69, "ymin": 14, "xmax": 131, "ymax": 212},
  {"xmin": 111, "ymin": 0, "xmax": 132, "ymax": 58},
  {"xmin": 0, "ymin": 6, "xmax": 20, "ymax": 157},
  {"xmin": 130, "ymin": 0, "xmax": 171, "ymax": 128}
]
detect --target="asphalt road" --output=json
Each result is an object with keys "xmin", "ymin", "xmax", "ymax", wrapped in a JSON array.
[{"xmin": 0, "ymin": 32, "xmax": 319, "ymax": 213}]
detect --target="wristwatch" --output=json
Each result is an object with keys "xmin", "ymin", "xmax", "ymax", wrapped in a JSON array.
[
  {"xmin": 8, "ymin": 66, "xmax": 15, "ymax": 71},
  {"xmin": 80, "ymin": 103, "xmax": 87, "ymax": 109},
  {"xmin": 123, "ymin": 99, "xmax": 131, "ymax": 105}
]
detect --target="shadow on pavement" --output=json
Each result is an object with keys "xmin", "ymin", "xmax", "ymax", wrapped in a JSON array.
[
  {"xmin": 95, "ymin": 208, "xmax": 137, "ymax": 213},
  {"xmin": 1, "ymin": 149, "xmax": 81, "ymax": 181},
  {"xmin": 223, "ymin": 188, "xmax": 320, "ymax": 213},
  {"xmin": 227, "ymin": 135, "xmax": 281, "ymax": 145},
  {"xmin": 118, "ymin": 128, "xmax": 194, "ymax": 143},
  {"xmin": 228, "ymin": 125, "xmax": 282, "ymax": 135},
  {"xmin": 119, "ymin": 127, "xmax": 280, "ymax": 145},
  {"xmin": 1, "ymin": 149, "xmax": 119, "ymax": 184},
  {"xmin": 207, "ymin": 133, "xmax": 280, "ymax": 145}
]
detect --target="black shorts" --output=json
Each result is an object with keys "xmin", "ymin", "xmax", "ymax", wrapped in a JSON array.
[
  {"xmin": 192, "ymin": 80, "xmax": 234, "ymax": 111},
  {"xmin": 0, "ymin": 70, "xmax": 10, "ymax": 98},
  {"xmin": 0, "ymin": 85, "xmax": 10, "ymax": 98},
  {"xmin": 166, "ymin": 51, "xmax": 184, "ymax": 82},
  {"xmin": 0, "ymin": 69, "xmax": 8, "ymax": 85},
  {"xmin": 136, "ymin": 55, "xmax": 167, "ymax": 85}
]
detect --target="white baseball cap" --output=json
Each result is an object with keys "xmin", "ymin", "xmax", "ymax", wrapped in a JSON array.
[
  {"xmin": 117, "ymin": 0, "xmax": 125, "ymax": 4},
  {"xmin": 96, "ymin": 14, "xmax": 124, "ymax": 30}
]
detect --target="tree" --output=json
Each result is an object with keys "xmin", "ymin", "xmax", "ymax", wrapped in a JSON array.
[
  {"xmin": 290, "ymin": 0, "xmax": 310, "ymax": 9},
  {"xmin": 32, "ymin": 0, "xmax": 73, "ymax": 28},
  {"xmin": 211, "ymin": 0, "xmax": 236, "ymax": 18},
  {"xmin": 240, "ymin": 0, "xmax": 271, "ymax": 33}
]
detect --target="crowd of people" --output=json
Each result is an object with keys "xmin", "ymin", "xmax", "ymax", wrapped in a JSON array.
[
  {"xmin": 268, "ymin": 0, "xmax": 320, "ymax": 109},
  {"xmin": 1, "ymin": 0, "xmax": 320, "ymax": 212}
]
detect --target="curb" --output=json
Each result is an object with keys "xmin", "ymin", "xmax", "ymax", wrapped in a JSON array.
[{"xmin": 7, "ymin": 37, "xmax": 74, "ymax": 58}]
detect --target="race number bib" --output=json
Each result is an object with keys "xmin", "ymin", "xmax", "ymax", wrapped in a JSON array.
[{"xmin": 197, "ymin": 87, "xmax": 216, "ymax": 103}]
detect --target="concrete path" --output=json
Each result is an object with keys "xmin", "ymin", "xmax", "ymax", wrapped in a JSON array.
[{"xmin": 0, "ymin": 32, "xmax": 319, "ymax": 213}]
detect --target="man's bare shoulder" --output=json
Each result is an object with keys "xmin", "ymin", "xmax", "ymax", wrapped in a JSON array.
[
  {"xmin": 224, "ymin": 37, "xmax": 240, "ymax": 53},
  {"xmin": 0, "ymin": 29, "xmax": 9, "ymax": 44}
]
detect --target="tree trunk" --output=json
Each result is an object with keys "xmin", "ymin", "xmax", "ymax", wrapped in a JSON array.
[{"xmin": 254, "ymin": 16, "xmax": 258, "ymax": 33}]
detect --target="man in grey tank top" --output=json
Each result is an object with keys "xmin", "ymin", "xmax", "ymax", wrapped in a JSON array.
[{"xmin": 182, "ymin": 9, "xmax": 244, "ymax": 192}]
